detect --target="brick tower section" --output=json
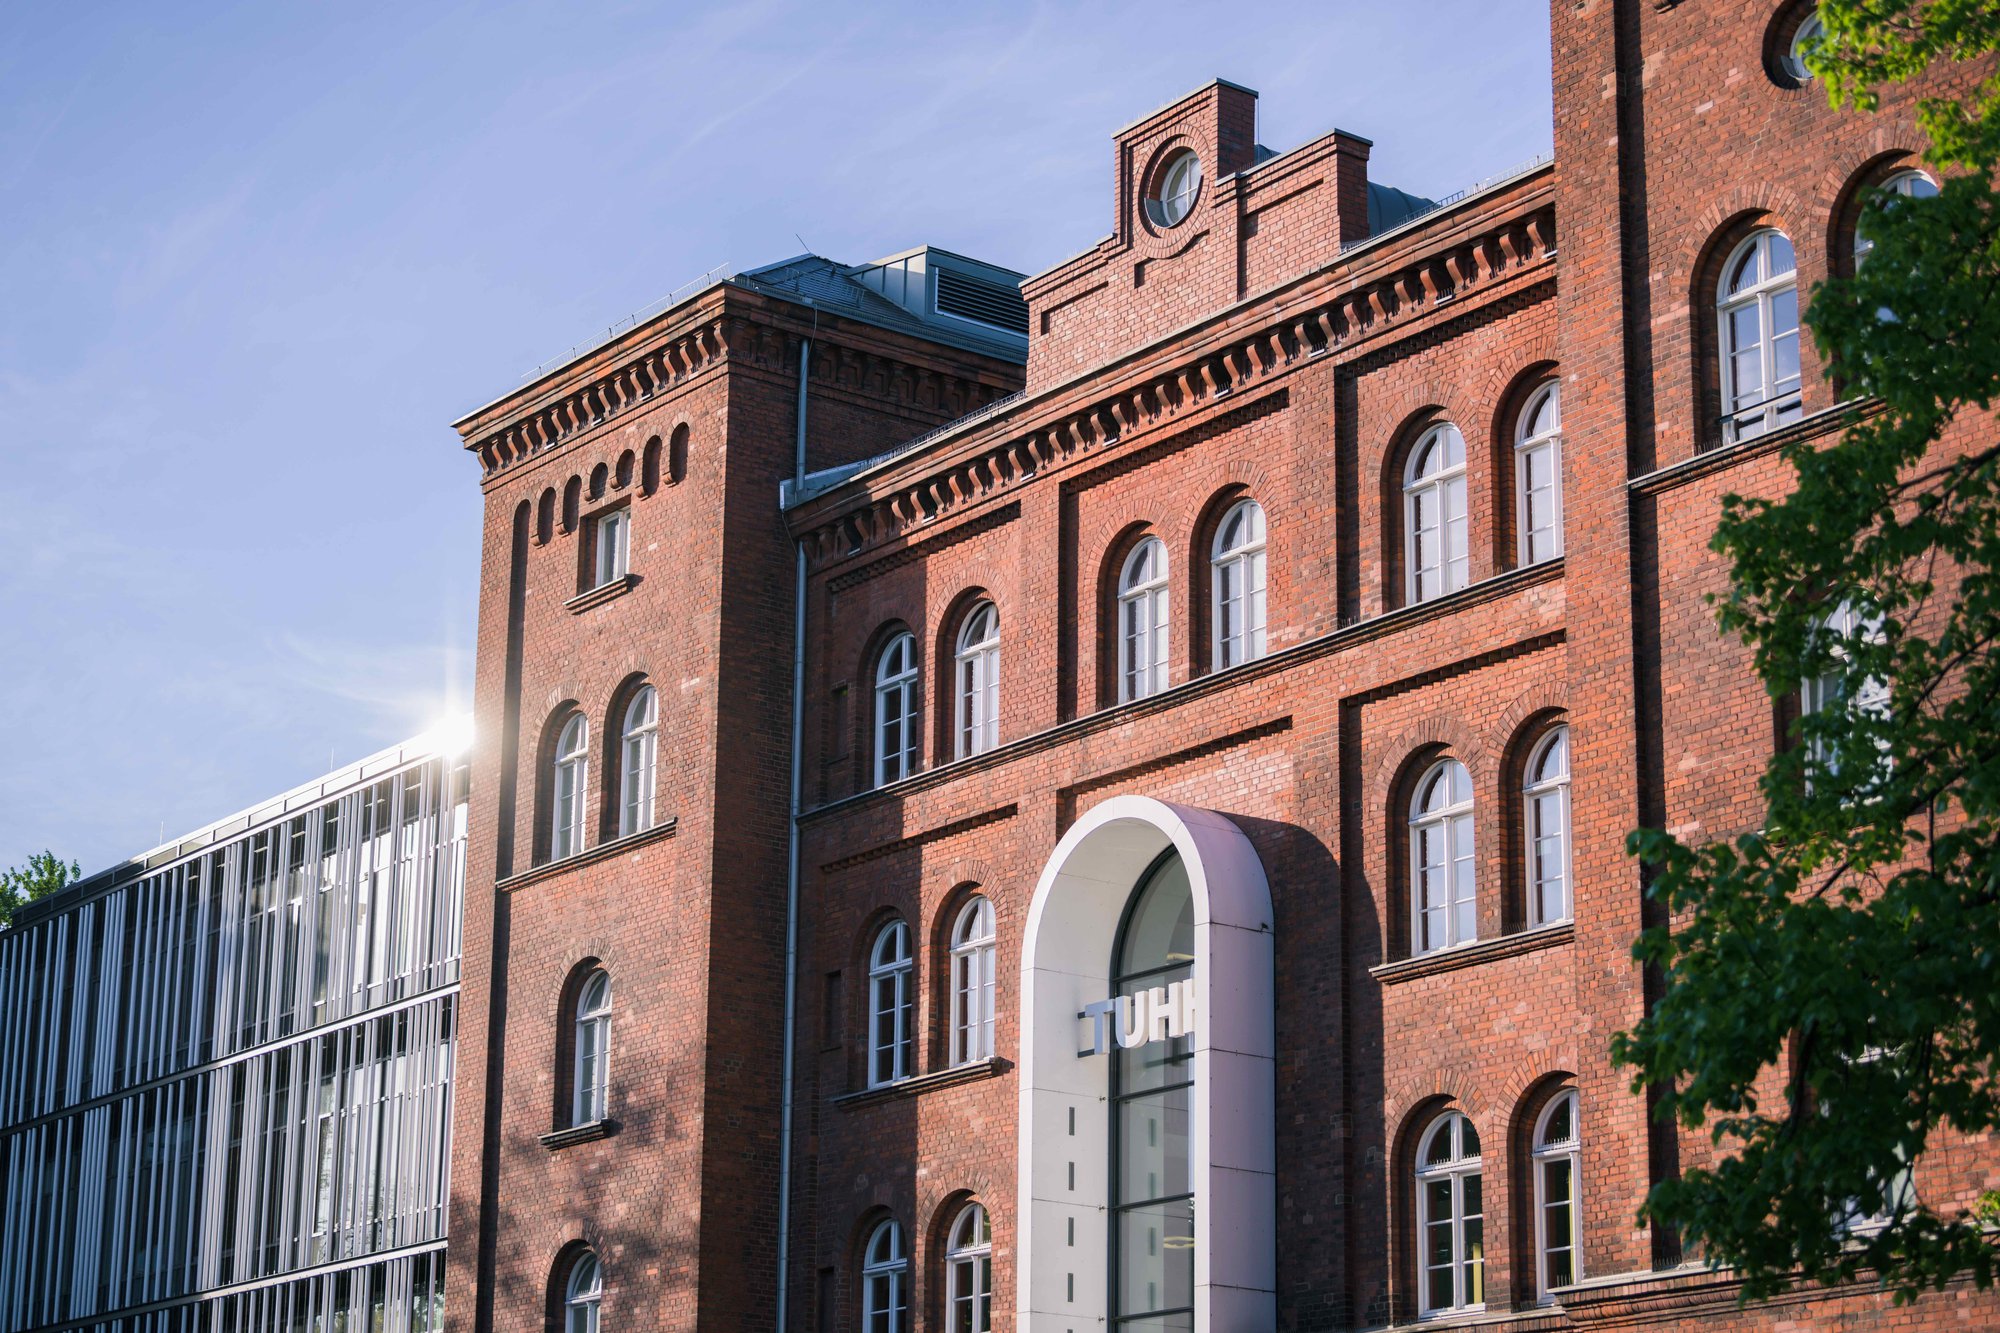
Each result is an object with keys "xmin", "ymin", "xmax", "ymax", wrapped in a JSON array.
[{"xmin": 444, "ymin": 285, "xmax": 1022, "ymax": 1333}]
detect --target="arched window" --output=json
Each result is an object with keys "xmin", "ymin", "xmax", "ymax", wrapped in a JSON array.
[
  {"xmin": 1852, "ymin": 168, "xmax": 1938, "ymax": 270},
  {"xmin": 874, "ymin": 631, "xmax": 920, "ymax": 787},
  {"xmin": 945, "ymin": 1202, "xmax": 992, "ymax": 1333},
  {"xmin": 1118, "ymin": 537, "xmax": 1170, "ymax": 702},
  {"xmin": 564, "ymin": 1251, "xmax": 602, "ymax": 1333},
  {"xmin": 862, "ymin": 1218, "xmax": 907, "ymax": 1333},
  {"xmin": 1211, "ymin": 499, "xmax": 1267, "ymax": 669},
  {"xmin": 551, "ymin": 714, "xmax": 589, "ymax": 861},
  {"xmin": 949, "ymin": 897, "xmax": 997, "ymax": 1065},
  {"xmin": 573, "ymin": 970, "xmax": 612, "ymax": 1125},
  {"xmin": 1411, "ymin": 758, "xmax": 1476, "ymax": 954},
  {"xmin": 1514, "ymin": 384, "xmax": 1563, "ymax": 565},
  {"xmin": 1416, "ymin": 1110, "xmax": 1484, "ymax": 1316},
  {"xmin": 1719, "ymin": 229, "xmax": 1802, "ymax": 442},
  {"xmin": 1524, "ymin": 726, "xmax": 1571, "ymax": 926},
  {"xmin": 618, "ymin": 686, "xmax": 658, "ymax": 838},
  {"xmin": 1405, "ymin": 423, "xmax": 1469, "ymax": 602},
  {"xmin": 1802, "ymin": 599, "xmax": 1891, "ymax": 785},
  {"xmin": 955, "ymin": 602, "xmax": 1000, "ymax": 759},
  {"xmin": 1533, "ymin": 1091, "xmax": 1581, "ymax": 1299},
  {"xmin": 868, "ymin": 922, "xmax": 913, "ymax": 1087},
  {"xmin": 1111, "ymin": 852, "xmax": 1195, "ymax": 1327}
]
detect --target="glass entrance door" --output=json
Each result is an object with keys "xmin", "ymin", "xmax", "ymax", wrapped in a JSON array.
[{"xmin": 1111, "ymin": 852, "xmax": 1195, "ymax": 1332}]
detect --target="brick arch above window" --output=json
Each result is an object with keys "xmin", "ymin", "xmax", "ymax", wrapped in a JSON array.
[
  {"xmin": 1378, "ymin": 404, "xmax": 1472, "ymax": 611},
  {"xmin": 1091, "ymin": 519, "xmax": 1170, "ymax": 708},
  {"xmin": 1366, "ymin": 717, "xmax": 1491, "ymax": 817},
  {"xmin": 550, "ymin": 955, "xmax": 609, "ymax": 1129},
  {"xmin": 1826, "ymin": 146, "xmax": 1938, "ymax": 278},
  {"xmin": 933, "ymin": 587, "xmax": 1001, "ymax": 766},
  {"xmin": 858, "ymin": 618, "xmax": 923, "ymax": 789},
  {"xmin": 1684, "ymin": 197, "xmax": 1816, "ymax": 457},
  {"xmin": 544, "ymin": 1238, "xmax": 602, "ymax": 1333},
  {"xmin": 1369, "ymin": 718, "xmax": 1491, "ymax": 959},
  {"xmin": 531, "ymin": 699, "xmax": 586, "ymax": 866},
  {"xmin": 1487, "ymin": 360, "xmax": 1562, "ymax": 570}
]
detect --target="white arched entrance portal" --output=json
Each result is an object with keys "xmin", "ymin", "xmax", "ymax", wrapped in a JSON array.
[{"xmin": 1017, "ymin": 795, "xmax": 1275, "ymax": 1332}]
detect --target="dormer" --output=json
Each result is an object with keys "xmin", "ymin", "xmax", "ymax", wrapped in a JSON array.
[{"xmin": 1022, "ymin": 79, "xmax": 1379, "ymax": 389}]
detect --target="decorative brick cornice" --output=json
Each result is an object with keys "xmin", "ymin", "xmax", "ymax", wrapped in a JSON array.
[
  {"xmin": 459, "ymin": 288, "xmax": 1017, "ymax": 481},
  {"xmin": 788, "ymin": 177, "xmax": 1556, "ymax": 572}
]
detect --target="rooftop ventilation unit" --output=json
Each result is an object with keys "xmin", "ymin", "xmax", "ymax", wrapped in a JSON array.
[{"xmin": 935, "ymin": 266, "xmax": 1030, "ymax": 336}]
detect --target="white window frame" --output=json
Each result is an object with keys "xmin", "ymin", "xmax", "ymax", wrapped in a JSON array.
[
  {"xmin": 1532, "ymin": 1091, "xmax": 1581, "ymax": 1301},
  {"xmin": 1524, "ymin": 726, "xmax": 1572, "ymax": 927},
  {"xmin": 1405, "ymin": 423, "xmax": 1469, "ymax": 603},
  {"xmin": 592, "ymin": 507, "xmax": 630, "ymax": 588},
  {"xmin": 1718, "ymin": 229, "xmax": 1803, "ymax": 442},
  {"xmin": 1211, "ymin": 498, "xmax": 1268, "ymax": 669},
  {"xmin": 955, "ymin": 602, "xmax": 1000, "ymax": 760},
  {"xmin": 874, "ymin": 631, "xmax": 920, "ymax": 787},
  {"xmin": 1853, "ymin": 168, "xmax": 1938, "ymax": 270},
  {"xmin": 949, "ymin": 897, "xmax": 997, "ymax": 1066},
  {"xmin": 1830, "ymin": 1048, "xmax": 1917, "ymax": 1236},
  {"xmin": 1150, "ymin": 151, "xmax": 1203, "ymax": 228},
  {"xmin": 551, "ymin": 713, "xmax": 589, "ymax": 861},
  {"xmin": 1415, "ymin": 1110, "xmax": 1485, "ymax": 1317},
  {"xmin": 1410, "ymin": 758, "xmax": 1477, "ymax": 955},
  {"xmin": 1803, "ymin": 599, "xmax": 1891, "ymax": 787},
  {"xmin": 946, "ymin": 1202, "xmax": 992, "ymax": 1333},
  {"xmin": 1514, "ymin": 384, "xmax": 1564, "ymax": 566},
  {"xmin": 618, "ymin": 686, "xmax": 657, "ymax": 838},
  {"xmin": 573, "ymin": 969, "xmax": 612, "ymax": 1126},
  {"xmin": 862, "ymin": 1218, "xmax": 908, "ymax": 1333},
  {"xmin": 868, "ymin": 922, "xmax": 914, "ymax": 1087},
  {"xmin": 1117, "ymin": 537, "xmax": 1170, "ymax": 702},
  {"xmin": 1782, "ymin": 9, "xmax": 1824, "ymax": 83},
  {"xmin": 565, "ymin": 1251, "xmax": 602, "ymax": 1333}
]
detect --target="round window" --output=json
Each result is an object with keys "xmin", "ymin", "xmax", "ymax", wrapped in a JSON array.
[
  {"xmin": 1769, "ymin": 4, "xmax": 1824, "ymax": 87},
  {"xmin": 1147, "ymin": 150, "xmax": 1203, "ymax": 229}
]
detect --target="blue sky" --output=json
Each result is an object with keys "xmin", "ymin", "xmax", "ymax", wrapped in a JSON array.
[{"xmin": 0, "ymin": 1, "xmax": 1552, "ymax": 876}]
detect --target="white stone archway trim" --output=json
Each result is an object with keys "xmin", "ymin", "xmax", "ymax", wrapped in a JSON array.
[{"xmin": 1016, "ymin": 795, "xmax": 1276, "ymax": 1332}]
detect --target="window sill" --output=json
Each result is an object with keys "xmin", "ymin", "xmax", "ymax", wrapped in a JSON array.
[
  {"xmin": 832, "ymin": 1056, "xmax": 1010, "ymax": 1109},
  {"xmin": 539, "ymin": 1119, "xmax": 615, "ymax": 1151},
  {"xmin": 565, "ymin": 573, "xmax": 637, "ymax": 614},
  {"xmin": 1370, "ymin": 921, "xmax": 1573, "ymax": 986},
  {"xmin": 1373, "ymin": 1304, "xmax": 1572, "ymax": 1333},
  {"xmin": 1632, "ymin": 398, "xmax": 1878, "ymax": 496},
  {"xmin": 498, "ymin": 818, "xmax": 678, "ymax": 893}
]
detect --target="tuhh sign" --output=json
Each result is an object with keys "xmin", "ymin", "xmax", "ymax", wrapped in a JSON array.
[{"xmin": 1077, "ymin": 978, "xmax": 1198, "ymax": 1058}]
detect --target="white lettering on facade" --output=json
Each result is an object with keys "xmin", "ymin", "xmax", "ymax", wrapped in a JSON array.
[{"xmin": 1077, "ymin": 978, "xmax": 1197, "ymax": 1057}]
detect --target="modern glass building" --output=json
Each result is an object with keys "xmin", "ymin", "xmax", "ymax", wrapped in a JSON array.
[{"xmin": 0, "ymin": 734, "xmax": 468, "ymax": 1333}]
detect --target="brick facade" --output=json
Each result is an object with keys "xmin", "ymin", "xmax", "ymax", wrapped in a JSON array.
[{"xmin": 446, "ymin": 2, "xmax": 2000, "ymax": 1330}]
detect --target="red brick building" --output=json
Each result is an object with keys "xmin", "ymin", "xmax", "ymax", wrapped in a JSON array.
[{"xmin": 444, "ymin": 3, "xmax": 2000, "ymax": 1330}]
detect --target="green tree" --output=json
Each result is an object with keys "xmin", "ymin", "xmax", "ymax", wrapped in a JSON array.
[
  {"xmin": 0, "ymin": 851, "xmax": 81, "ymax": 929},
  {"xmin": 1610, "ymin": 0, "xmax": 2000, "ymax": 1303}
]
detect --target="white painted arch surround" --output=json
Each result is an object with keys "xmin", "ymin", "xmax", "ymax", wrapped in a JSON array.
[{"xmin": 1016, "ymin": 795, "xmax": 1276, "ymax": 1332}]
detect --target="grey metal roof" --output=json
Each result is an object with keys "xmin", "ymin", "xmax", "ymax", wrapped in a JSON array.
[
  {"xmin": 1367, "ymin": 181, "xmax": 1439, "ymax": 235},
  {"xmin": 734, "ymin": 253, "xmax": 1028, "ymax": 363}
]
